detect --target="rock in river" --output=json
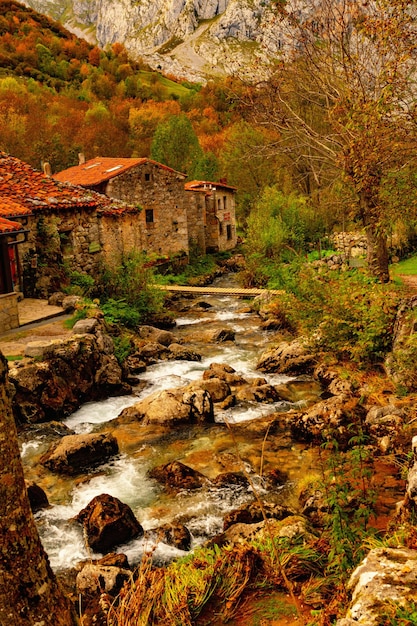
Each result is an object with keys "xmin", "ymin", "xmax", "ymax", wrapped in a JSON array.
[
  {"xmin": 40, "ymin": 432, "xmax": 119, "ymax": 474},
  {"xmin": 75, "ymin": 493, "xmax": 143, "ymax": 553}
]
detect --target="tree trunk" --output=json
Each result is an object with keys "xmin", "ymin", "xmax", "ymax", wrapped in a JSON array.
[
  {"xmin": 0, "ymin": 352, "xmax": 76, "ymax": 625},
  {"xmin": 364, "ymin": 222, "xmax": 390, "ymax": 283},
  {"xmin": 360, "ymin": 191, "xmax": 390, "ymax": 283}
]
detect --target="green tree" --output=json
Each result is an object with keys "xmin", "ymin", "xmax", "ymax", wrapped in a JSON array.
[{"xmin": 150, "ymin": 113, "xmax": 203, "ymax": 175}]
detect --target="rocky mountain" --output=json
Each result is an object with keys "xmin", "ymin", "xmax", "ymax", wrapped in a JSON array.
[{"xmin": 20, "ymin": 0, "xmax": 289, "ymax": 82}]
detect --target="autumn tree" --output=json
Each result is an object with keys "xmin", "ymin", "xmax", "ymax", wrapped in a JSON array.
[
  {"xmin": 0, "ymin": 352, "xmax": 75, "ymax": 624},
  {"xmin": 251, "ymin": 0, "xmax": 417, "ymax": 282}
]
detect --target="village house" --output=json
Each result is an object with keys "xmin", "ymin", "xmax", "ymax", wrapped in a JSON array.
[
  {"xmin": 185, "ymin": 180, "xmax": 237, "ymax": 253},
  {"xmin": 54, "ymin": 156, "xmax": 190, "ymax": 259},
  {"xmin": 54, "ymin": 156, "xmax": 238, "ymax": 257},
  {"xmin": 0, "ymin": 152, "xmax": 144, "ymax": 331}
]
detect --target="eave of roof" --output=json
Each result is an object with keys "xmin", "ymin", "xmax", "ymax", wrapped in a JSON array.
[
  {"xmin": 185, "ymin": 180, "xmax": 237, "ymax": 192},
  {"xmin": 0, "ymin": 216, "xmax": 24, "ymax": 234},
  {"xmin": 54, "ymin": 157, "xmax": 187, "ymax": 187},
  {"xmin": 0, "ymin": 196, "xmax": 33, "ymax": 218},
  {"xmin": 0, "ymin": 152, "xmax": 138, "ymax": 216}
]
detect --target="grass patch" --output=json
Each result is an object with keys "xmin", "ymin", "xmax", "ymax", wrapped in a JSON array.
[
  {"xmin": 138, "ymin": 70, "xmax": 192, "ymax": 99},
  {"xmin": 390, "ymin": 254, "xmax": 417, "ymax": 276},
  {"xmin": 6, "ymin": 355, "xmax": 23, "ymax": 361}
]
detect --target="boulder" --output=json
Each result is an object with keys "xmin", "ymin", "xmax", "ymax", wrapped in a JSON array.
[
  {"xmin": 76, "ymin": 562, "xmax": 131, "ymax": 597},
  {"xmin": 62, "ymin": 295, "xmax": 82, "ymax": 312},
  {"xmin": 130, "ymin": 342, "xmax": 169, "ymax": 364},
  {"xmin": 187, "ymin": 378, "xmax": 231, "ymax": 403},
  {"xmin": 197, "ymin": 328, "xmax": 236, "ymax": 343},
  {"xmin": 314, "ymin": 364, "xmax": 353, "ymax": 396},
  {"xmin": 336, "ymin": 547, "xmax": 417, "ymax": 625},
  {"xmin": 75, "ymin": 493, "xmax": 143, "ymax": 553},
  {"xmin": 148, "ymin": 460, "xmax": 209, "ymax": 492},
  {"xmin": 26, "ymin": 481, "xmax": 49, "ymax": 512},
  {"xmin": 212, "ymin": 515, "xmax": 311, "ymax": 548},
  {"xmin": 212, "ymin": 472, "xmax": 250, "ymax": 489},
  {"xmin": 10, "ymin": 332, "xmax": 127, "ymax": 424},
  {"xmin": 117, "ymin": 386, "xmax": 214, "ymax": 426},
  {"xmin": 365, "ymin": 404, "xmax": 404, "ymax": 441},
  {"xmin": 203, "ymin": 362, "xmax": 247, "ymax": 386},
  {"xmin": 223, "ymin": 500, "xmax": 296, "ymax": 531},
  {"xmin": 287, "ymin": 395, "xmax": 359, "ymax": 446},
  {"xmin": 256, "ymin": 339, "xmax": 316, "ymax": 374},
  {"xmin": 167, "ymin": 343, "xmax": 201, "ymax": 361},
  {"xmin": 40, "ymin": 432, "xmax": 119, "ymax": 474},
  {"xmin": 152, "ymin": 523, "xmax": 192, "ymax": 551},
  {"xmin": 136, "ymin": 326, "xmax": 178, "ymax": 346},
  {"xmin": 236, "ymin": 384, "xmax": 282, "ymax": 403},
  {"xmin": 72, "ymin": 318, "xmax": 100, "ymax": 334}
]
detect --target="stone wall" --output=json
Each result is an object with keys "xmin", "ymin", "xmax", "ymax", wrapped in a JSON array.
[
  {"xmin": 105, "ymin": 163, "xmax": 189, "ymax": 256},
  {"xmin": 185, "ymin": 191, "xmax": 206, "ymax": 254},
  {"xmin": 99, "ymin": 213, "xmax": 144, "ymax": 268},
  {"xmin": 0, "ymin": 293, "xmax": 19, "ymax": 332}
]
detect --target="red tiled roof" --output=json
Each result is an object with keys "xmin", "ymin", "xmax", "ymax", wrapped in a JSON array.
[
  {"xmin": 0, "ymin": 152, "xmax": 139, "ymax": 216},
  {"xmin": 54, "ymin": 157, "xmax": 186, "ymax": 187},
  {"xmin": 185, "ymin": 180, "xmax": 237, "ymax": 192},
  {"xmin": 0, "ymin": 216, "xmax": 24, "ymax": 234},
  {"xmin": 0, "ymin": 196, "xmax": 32, "ymax": 218}
]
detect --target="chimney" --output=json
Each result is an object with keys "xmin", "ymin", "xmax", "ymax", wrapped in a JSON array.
[
  {"xmin": 43, "ymin": 162, "xmax": 52, "ymax": 177},
  {"xmin": 78, "ymin": 152, "xmax": 86, "ymax": 165}
]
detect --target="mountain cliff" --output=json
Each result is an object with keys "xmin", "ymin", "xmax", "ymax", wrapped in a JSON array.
[{"xmin": 20, "ymin": 0, "xmax": 287, "ymax": 81}]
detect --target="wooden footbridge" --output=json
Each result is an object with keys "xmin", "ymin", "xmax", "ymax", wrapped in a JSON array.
[{"xmin": 153, "ymin": 284, "xmax": 283, "ymax": 298}]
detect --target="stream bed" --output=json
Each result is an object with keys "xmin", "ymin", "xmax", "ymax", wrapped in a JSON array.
[{"xmin": 19, "ymin": 278, "xmax": 327, "ymax": 572}]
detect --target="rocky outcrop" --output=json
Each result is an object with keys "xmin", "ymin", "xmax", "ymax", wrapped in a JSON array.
[
  {"xmin": 256, "ymin": 339, "xmax": 317, "ymax": 375},
  {"xmin": 336, "ymin": 547, "xmax": 417, "ymax": 625},
  {"xmin": 75, "ymin": 493, "xmax": 144, "ymax": 553},
  {"xmin": 223, "ymin": 501, "xmax": 296, "ymax": 531},
  {"xmin": 9, "ymin": 322, "xmax": 128, "ymax": 424},
  {"xmin": 20, "ymin": 0, "xmax": 287, "ymax": 82},
  {"xmin": 40, "ymin": 432, "xmax": 119, "ymax": 474}
]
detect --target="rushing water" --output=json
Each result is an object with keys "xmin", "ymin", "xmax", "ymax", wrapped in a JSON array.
[{"xmin": 21, "ymin": 276, "xmax": 321, "ymax": 572}]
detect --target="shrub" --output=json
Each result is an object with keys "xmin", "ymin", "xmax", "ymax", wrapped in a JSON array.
[{"xmin": 99, "ymin": 252, "xmax": 164, "ymax": 327}]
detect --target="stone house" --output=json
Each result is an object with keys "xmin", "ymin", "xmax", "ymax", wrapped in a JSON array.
[
  {"xmin": 54, "ymin": 157, "xmax": 190, "ymax": 259},
  {"xmin": 185, "ymin": 180, "xmax": 237, "ymax": 253},
  {"xmin": 55, "ymin": 157, "xmax": 238, "ymax": 257},
  {"xmin": 0, "ymin": 152, "xmax": 142, "ymax": 311}
]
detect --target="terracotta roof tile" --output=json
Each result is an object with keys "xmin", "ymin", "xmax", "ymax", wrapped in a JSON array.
[
  {"xmin": 54, "ymin": 157, "xmax": 186, "ymax": 187},
  {"xmin": 0, "ymin": 216, "xmax": 24, "ymax": 234},
  {"xmin": 0, "ymin": 196, "xmax": 32, "ymax": 218},
  {"xmin": 0, "ymin": 152, "xmax": 139, "ymax": 217}
]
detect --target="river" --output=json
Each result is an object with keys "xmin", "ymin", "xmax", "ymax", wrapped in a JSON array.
[{"xmin": 20, "ymin": 276, "xmax": 323, "ymax": 572}]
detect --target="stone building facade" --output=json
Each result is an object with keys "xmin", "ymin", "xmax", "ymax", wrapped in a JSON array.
[
  {"xmin": 185, "ymin": 180, "xmax": 238, "ymax": 253},
  {"xmin": 54, "ymin": 157, "xmax": 190, "ymax": 258},
  {"xmin": 0, "ymin": 152, "xmax": 141, "ymax": 303},
  {"xmin": 55, "ymin": 157, "xmax": 238, "ymax": 257}
]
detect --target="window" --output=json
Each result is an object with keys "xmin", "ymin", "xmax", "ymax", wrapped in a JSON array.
[
  {"xmin": 226, "ymin": 224, "xmax": 232, "ymax": 240},
  {"xmin": 219, "ymin": 221, "xmax": 223, "ymax": 235},
  {"xmin": 145, "ymin": 209, "xmax": 154, "ymax": 223},
  {"xmin": 223, "ymin": 196, "xmax": 227, "ymax": 210},
  {"xmin": 144, "ymin": 172, "xmax": 151, "ymax": 182}
]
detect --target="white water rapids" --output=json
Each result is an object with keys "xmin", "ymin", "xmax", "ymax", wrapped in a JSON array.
[{"xmin": 22, "ymin": 281, "xmax": 318, "ymax": 572}]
